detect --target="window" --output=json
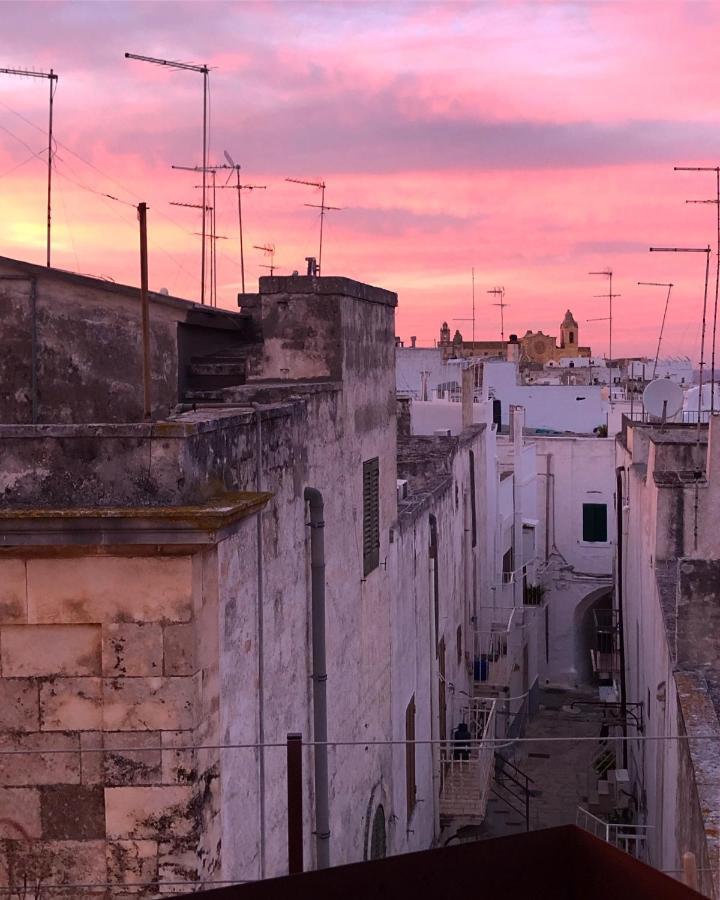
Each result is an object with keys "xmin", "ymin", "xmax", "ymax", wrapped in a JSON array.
[
  {"xmin": 456, "ymin": 624, "xmax": 463, "ymax": 665},
  {"xmin": 405, "ymin": 696, "xmax": 416, "ymax": 821},
  {"xmin": 569, "ymin": 331, "xmax": 575, "ymax": 344},
  {"xmin": 502, "ymin": 546, "xmax": 514, "ymax": 581},
  {"xmin": 582, "ymin": 503, "xmax": 608, "ymax": 542},
  {"xmin": 363, "ymin": 458, "xmax": 380, "ymax": 575}
]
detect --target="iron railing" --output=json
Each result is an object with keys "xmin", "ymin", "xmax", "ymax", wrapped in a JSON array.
[
  {"xmin": 473, "ymin": 607, "xmax": 517, "ymax": 687},
  {"xmin": 440, "ymin": 698, "xmax": 497, "ymax": 820},
  {"xmin": 576, "ymin": 806, "xmax": 651, "ymax": 857}
]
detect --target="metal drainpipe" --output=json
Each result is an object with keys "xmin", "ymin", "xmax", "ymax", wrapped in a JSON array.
[
  {"xmin": 615, "ymin": 467, "xmax": 629, "ymax": 769},
  {"xmin": 252, "ymin": 404, "xmax": 267, "ymax": 878},
  {"xmin": 304, "ymin": 487, "xmax": 330, "ymax": 869}
]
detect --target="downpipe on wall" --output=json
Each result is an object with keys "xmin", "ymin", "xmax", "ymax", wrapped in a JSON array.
[
  {"xmin": 615, "ymin": 466, "xmax": 629, "ymax": 769},
  {"xmin": 304, "ymin": 487, "xmax": 330, "ymax": 869},
  {"xmin": 252, "ymin": 404, "xmax": 267, "ymax": 879}
]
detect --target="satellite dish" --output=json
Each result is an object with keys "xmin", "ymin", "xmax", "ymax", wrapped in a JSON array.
[
  {"xmin": 223, "ymin": 150, "xmax": 236, "ymax": 168},
  {"xmin": 643, "ymin": 378, "xmax": 683, "ymax": 420}
]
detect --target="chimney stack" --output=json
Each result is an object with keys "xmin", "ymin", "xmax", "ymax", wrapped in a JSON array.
[{"xmin": 410, "ymin": 336, "xmax": 417, "ymax": 348}]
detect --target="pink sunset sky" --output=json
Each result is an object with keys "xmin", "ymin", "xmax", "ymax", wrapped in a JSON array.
[{"xmin": 2, "ymin": 0, "xmax": 720, "ymax": 360}]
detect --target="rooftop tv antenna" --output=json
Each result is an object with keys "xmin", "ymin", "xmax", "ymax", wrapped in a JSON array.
[
  {"xmin": 454, "ymin": 268, "xmax": 477, "ymax": 349},
  {"xmin": 285, "ymin": 178, "xmax": 342, "ymax": 275},
  {"xmin": 218, "ymin": 152, "xmax": 267, "ymax": 293},
  {"xmin": 254, "ymin": 243, "xmax": 276, "ymax": 276},
  {"xmin": 675, "ymin": 165, "xmax": 720, "ymax": 415},
  {"xmin": 487, "ymin": 286, "xmax": 507, "ymax": 342},
  {"xmin": 0, "ymin": 66, "xmax": 58, "ymax": 267},
  {"xmin": 637, "ymin": 282, "xmax": 674, "ymax": 379},
  {"xmin": 169, "ymin": 199, "xmax": 215, "ymax": 305},
  {"xmin": 650, "ymin": 245, "xmax": 711, "ymax": 440},
  {"xmin": 126, "ymin": 52, "xmax": 210, "ymax": 304}
]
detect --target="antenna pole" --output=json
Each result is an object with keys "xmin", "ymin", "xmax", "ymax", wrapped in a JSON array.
[
  {"xmin": 138, "ymin": 202, "xmax": 151, "ymax": 420},
  {"xmin": 637, "ymin": 282, "xmax": 674, "ymax": 379},
  {"xmin": 487, "ymin": 287, "xmax": 507, "ymax": 342},
  {"xmin": 126, "ymin": 52, "xmax": 209, "ymax": 304},
  {"xmin": 0, "ymin": 67, "xmax": 59, "ymax": 267},
  {"xmin": 46, "ymin": 69, "xmax": 55, "ymax": 267},
  {"xmin": 472, "ymin": 268, "xmax": 475, "ymax": 347},
  {"xmin": 319, "ymin": 182, "xmax": 325, "ymax": 275},
  {"xmin": 238, "ymin": 168, "xmax": 245, "ymax": 292},
  {"xmin": 650, "ymin": 245, "xmax": 711, "ymax": 439},
  {"xmin": 201, "ymin": 69, "xmax": 208, "ymax": 305}
]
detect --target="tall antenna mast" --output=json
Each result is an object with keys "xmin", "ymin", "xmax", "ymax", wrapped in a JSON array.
[
  {"xmin": 453, "ymin": 268, "xmax": 477, "ymax": 352},
  {"xmin": 285, "ymin": 178, "xmax": 342, "ymax": 275},
  {"xmin": 675, "ymin": 165, "xmax": 720, "ymax": 415},
  {"xmin": 487, "ymin": 286, "xmax": 507, "ymax": 342},
  {"xmin": 254, "ymin": 244, "xmax": 276, "ymax": 276},
  {"xmin": 126, "ymin": 53, "xmax": 209, "ymax": 304},
  {"xmin": 637, "ymin": 282, "xmax": 673, "ymax": 379},
  {"xmin": 589, "ymin": 270, "xmax": 620, "ymax": 396},
  {"xmin": 0, "ymin": 66, "xmax": 58, "ymax": 267},
  {"xmin": 650, "ymin": 246, "xmax": 711, "ymax": 440},
  {"xmin": 218, "ymin": 152, "xmax": 267, "ymax": 294}
]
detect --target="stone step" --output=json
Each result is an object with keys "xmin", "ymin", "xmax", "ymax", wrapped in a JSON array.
[{"xmin": 184, "ymin": 389, "xmax": 227, "ymax": 402}]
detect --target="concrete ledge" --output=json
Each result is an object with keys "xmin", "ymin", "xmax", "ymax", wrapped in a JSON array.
[
  {"xmin": 0, "ymin": 491, "xmax": 272, "ymax": 548},
  {"xmin": 250, "ymin": 275, "xmax": 398, "ymax": 308}
]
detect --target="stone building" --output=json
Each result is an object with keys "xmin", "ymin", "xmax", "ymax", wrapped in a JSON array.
[
  {"xmin": 437, "ymin": 309, "xmax": 591, "ymax": 365},
  {"xmin": 614, "ymin": 413, "xmax": 720, "ymax": 897},
  {"xmin": 0, "ymin": 258, "xmax": 509, "ymax": 894}
]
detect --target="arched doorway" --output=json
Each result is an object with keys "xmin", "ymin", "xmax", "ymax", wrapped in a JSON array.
[
  {"xmin": 574, "ymin": 587, "xmax": 613, "ymax": 686},
  {"xmin": 369, "ymin": 804, "xmax": 387, "ymax": 860}
]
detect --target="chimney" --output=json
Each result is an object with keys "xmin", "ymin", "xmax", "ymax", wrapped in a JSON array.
[
  {"xmin": 410, "ymin": 336, "xmax": 417, "ymax": 348},
  {"xmin": 305, "ymin": 257, "xmax": 318, "ymax": 276},
  {"xmin": 507, "ymin": 333, "xmax": 520, "ymax": 363},
  {"xmin": 509, "ymin": 404, "xmax": 525, "ymax": 446},
  {"xmin": 462, "ymin": 366, "xmax": 474, "ymax": 429}
]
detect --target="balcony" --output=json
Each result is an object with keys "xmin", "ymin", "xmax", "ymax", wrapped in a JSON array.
[
  {"xmin": 576, "ymin": 806, "xmax": 651, "ymax": 858},
  {"xmin": 473, "ymin": 607, "xmax": 517, "ymax": 689},
  {"xmin": 440, "ymin": 698, "xmax": 497, "ymax": 820}
]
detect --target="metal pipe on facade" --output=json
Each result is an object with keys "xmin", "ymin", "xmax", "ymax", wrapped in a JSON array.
[
  {"xmin": 304, "ymin": 487, "xmax": 330, "ymax": 869},
  {"xmin": 253, "ymin": 404, "xmax": 267, "ymax": 878},
  {"xmin": 615, "ymin": 467, "xmax": 629, "ymax": 768}
]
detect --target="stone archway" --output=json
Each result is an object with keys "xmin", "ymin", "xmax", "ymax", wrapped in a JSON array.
[{"xmin": 573, "ymin": 586, "xmax": 613, "ymax": 686}]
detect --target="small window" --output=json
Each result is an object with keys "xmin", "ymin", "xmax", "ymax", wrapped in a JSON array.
[
  {"xmin": 569, "ymin": 331, "xmax": 575, "ymax": 344},
  {"xmin": 405, "ymin": 696, "xmax": 416, "ymax": 821},
  {"xmin": 456, "ymin": 624, "xmax": 462, "ymax": 665},
  {"xmin": 502, "ymin": 547, "xmax": 514, "ymax": 580},
  {"xmin": 582, "ymin": 503, "xmax": 608, "ymax": 542},
  {"xmin": 363, "ymin": 458, "xmax": 380, "ymax": 575}
]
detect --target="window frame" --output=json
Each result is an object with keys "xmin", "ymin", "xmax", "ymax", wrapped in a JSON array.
[
  {"xmin": 363, "ymin": 457, "xmax": 380, "ymax": 576},
  {"xmin": 582, "ymin": 502, "xmax": 608, "ymax": 543}
]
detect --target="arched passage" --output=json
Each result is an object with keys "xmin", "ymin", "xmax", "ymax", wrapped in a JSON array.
[{"xmin": 573, "ymin": 586, "xmax": 613, "ymax": 686}]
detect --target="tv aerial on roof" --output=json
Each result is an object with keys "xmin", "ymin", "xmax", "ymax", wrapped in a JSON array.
[{"xmin": 643, "ymin": 378, "xmax": 683, "ymax": 422}]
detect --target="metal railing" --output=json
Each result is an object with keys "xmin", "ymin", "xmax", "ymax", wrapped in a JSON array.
[
  {"xmin": 473, "ymin": 607, "xmax": 517, "ymax": 687},
  {"xmin": 440, "ymin": 698, "xmax": 497, "ymax": 820},
  {"xmin": 591, "ymin": 609, "xmax": 621, "ymax": 677},
  {"xmin": 576, "ymin": 806, "xmax": 651, "ymax": 857}
]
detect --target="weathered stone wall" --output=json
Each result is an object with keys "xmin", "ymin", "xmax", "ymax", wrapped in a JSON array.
[
  {"xmin": 0, "ymin": 256, "xmax": 251, "ymax": 425},
  {"xmin": 0, "ymin": 551, "xmax": 219, "ymax": 896}
]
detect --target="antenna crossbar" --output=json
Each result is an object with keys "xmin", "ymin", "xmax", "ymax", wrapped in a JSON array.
[{"xmin": 124, "ymin": 52, "xmax": 208, "ymax": 74}]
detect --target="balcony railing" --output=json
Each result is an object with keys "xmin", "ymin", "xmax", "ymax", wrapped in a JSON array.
[
  {"xmin": 440, "ymin": 698, "xmax": 497, "ymax": 820},
  {"xmin": 576, "ymin": 806, "xmax": 651, "ymax": 857},
  {"xmin": 591, "ymin": 609, "xmax": 621, "ymax": 678},
  {"xmin": 473, "ymin": 607, "xmax": 517, "ymax": 688}
]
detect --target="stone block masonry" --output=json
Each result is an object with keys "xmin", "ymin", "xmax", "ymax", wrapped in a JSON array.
[{"xmin": 0, "ymin": 551, "xmax": 215, "ymax": 896}]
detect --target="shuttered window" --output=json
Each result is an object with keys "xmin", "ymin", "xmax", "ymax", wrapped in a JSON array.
[
  {"xmin": 405, "ymin": 695, "xmax": 416, "ymax": 821},
  {"xmin": 582, "ymin": 503, "xmax": 608, "ymax": 542},
  {"xmin": 363, "ymin": 457, "xmax": 380, "ymax": 576}
]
